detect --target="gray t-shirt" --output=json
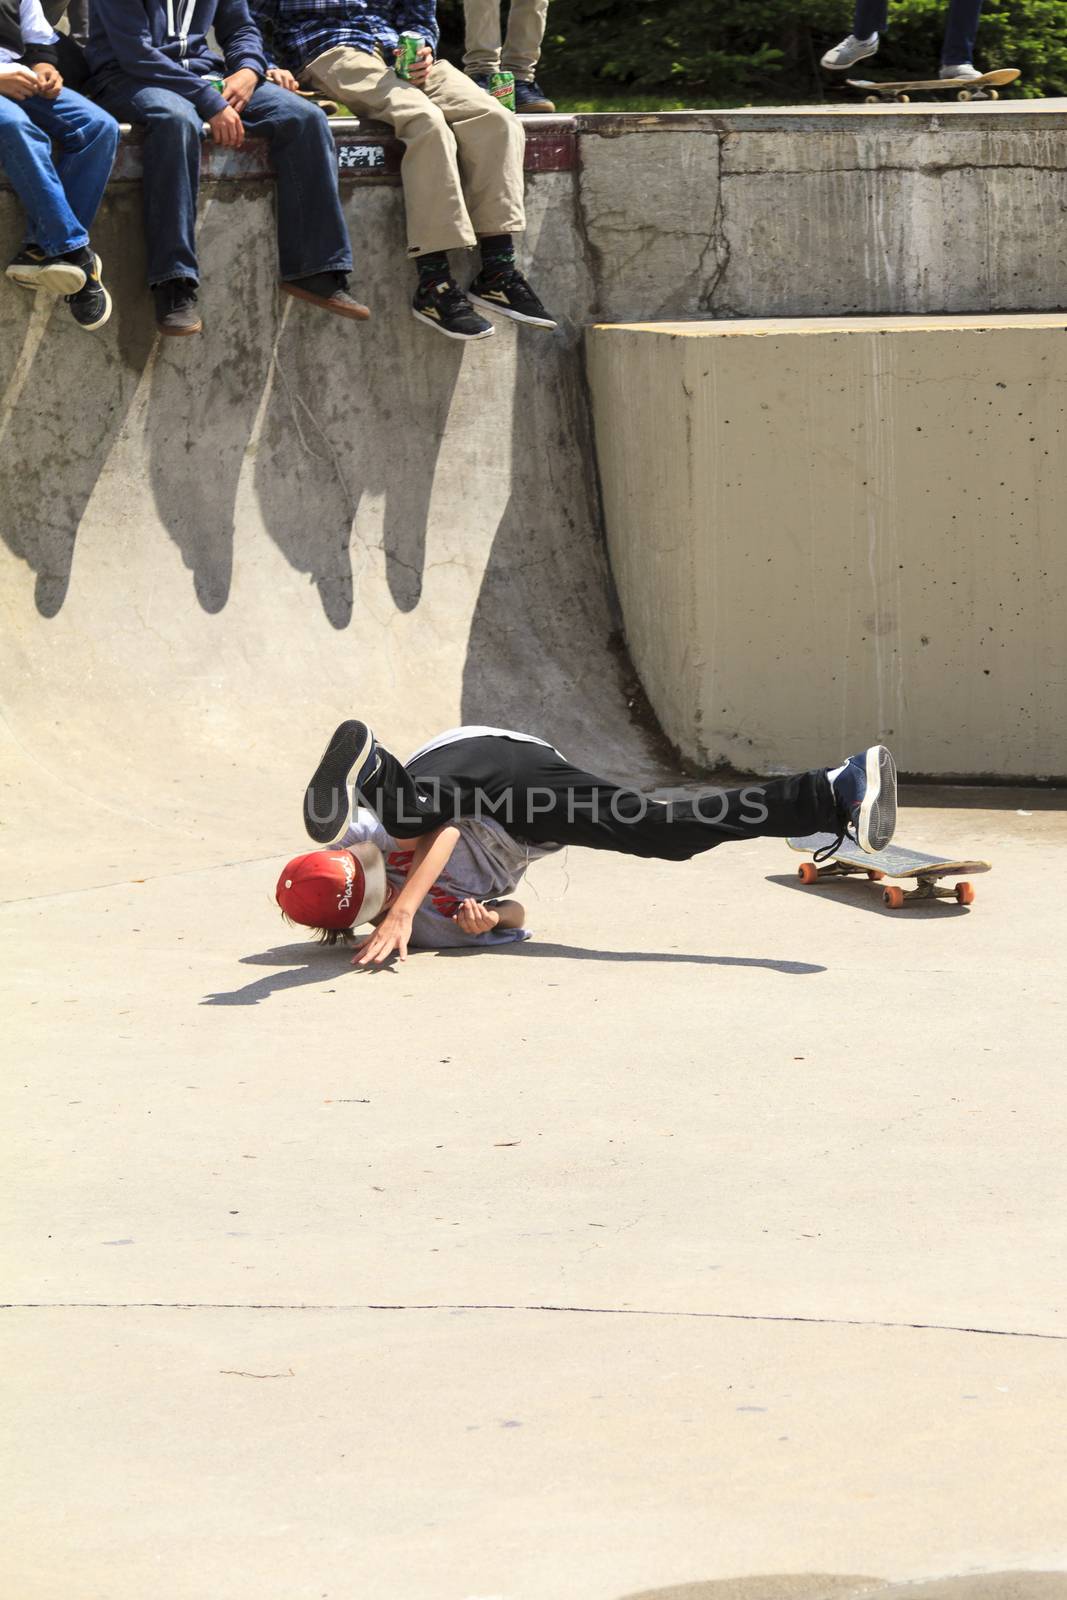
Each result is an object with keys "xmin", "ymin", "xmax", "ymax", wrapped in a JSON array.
[{"xmin": 340, "ymin": 807, "xmax": 561, "ymax": 949}]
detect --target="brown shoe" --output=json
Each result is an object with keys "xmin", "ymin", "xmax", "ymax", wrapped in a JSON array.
[
  {"xmin": 282, "ymin": 271, "xmax": 370, "ymax": 321},
  {"xmin": 152, "ymin": 279, "xmax": 202, "ymax": 336}
]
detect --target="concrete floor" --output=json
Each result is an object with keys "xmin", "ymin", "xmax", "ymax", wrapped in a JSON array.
[{"xmin": 4, "ymin": 789, "xmax": 1066, "ymax": 1598}]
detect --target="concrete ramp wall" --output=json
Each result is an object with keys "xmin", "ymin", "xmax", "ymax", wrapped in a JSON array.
[
  {"xmin": 0, "ymin": 138, "xmax": 653, "ymax": 899},
  {"xmin": 586, "ymin": 316, "xmax": 1067, "ymax": 782}
]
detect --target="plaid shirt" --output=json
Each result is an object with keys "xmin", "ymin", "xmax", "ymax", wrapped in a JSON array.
[{"xmin": 250, "ymin": 0, "xmax": 439, "ymax": 75}]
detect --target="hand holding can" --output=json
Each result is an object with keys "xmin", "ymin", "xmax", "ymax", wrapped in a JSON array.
[{"xmin": 395, "ymin": 31, "xmax": 425, "ymax": 81}]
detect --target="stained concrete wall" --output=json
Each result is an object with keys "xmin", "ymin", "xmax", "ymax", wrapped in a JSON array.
[
  {"xmin": 586, "ymin": 317, "xmax": 1067, "ymax": 782},
  {"xmin": 576, "ymin": 102, "xmax": 1067, "ymax": 320}
]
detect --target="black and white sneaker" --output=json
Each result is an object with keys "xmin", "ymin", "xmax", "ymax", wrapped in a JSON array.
[
  {"xmin": 303, "ymin": 720, "xmax": 381, "ymax": 845},
  {"xmin": 829, "ymin": 744, "xmax": 897, "ymax": 853},
  {"xmin": 412, "ymin": 277, "xmax": 494, "ymax": 340},
  {"xmin": 66, "ymin": 254, "xmax": 112, "ymax": 331},
  {"xmin": 468, "ymin": 268, "xmax": 557, "ymax": 328},
  {"xmin": 6, "ymin": 244, "xmax": 88, "ymax": 295}
]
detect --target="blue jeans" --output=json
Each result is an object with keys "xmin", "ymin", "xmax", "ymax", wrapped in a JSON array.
[
  {"xmin": 0, "ymin": 88, "xmax": 119, "ymax": 256},
  {"xmin": 92, "ymin": 77, "xmax": 352, "ymax": 287},
  {"xmin": 853, "ymin": 0, "xmax": 984, "ymax": 65}
]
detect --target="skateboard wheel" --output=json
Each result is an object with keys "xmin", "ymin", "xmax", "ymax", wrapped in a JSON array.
[
  {"xmin": 865, "ymin": 94, "xmax": 879, "ymax": 103},
  {"xmin": 955, "ymin": 881, "xmax": 975, "ymax": 905},
  {"xmin": 866, "ymin": 869, "xmax": 886, "ymax": 881},
  {"xmin": 896, "ymin": 92, "xmax": 910, "ymax": 102},
  {"xmin": 883, "ymin": 886, "xmax": 905, "ymax": 909},
  {"xmin": 798, "ymin": 862, "xmax": 819, "ymax": 885},
  {"xmin": 957, "ymin": 89, "xmax": 972, "ymax": 101},
  {"xmin": 989, "ymin": 89, "xmax": 999, "ymax": 99}
]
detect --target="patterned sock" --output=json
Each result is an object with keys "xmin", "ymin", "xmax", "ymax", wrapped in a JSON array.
[
  {"xmin": 479, "ymin": 234, "xmax": 516, "ymax": 279},
  {"xmin": 415, "ymin": 251, "xmax": 451, "ymax": 285}
]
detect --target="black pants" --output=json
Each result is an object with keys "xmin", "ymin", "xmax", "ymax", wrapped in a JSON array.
[{"xmin": 361, "ymin": 735, "xmax": 839, "ymax": 862}]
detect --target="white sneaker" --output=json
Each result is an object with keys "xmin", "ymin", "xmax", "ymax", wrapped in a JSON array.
[
  {"xmin": 940, "ymin": 62, "xmax": 982, "ymax": 80},
  {"xmin": 820, "ymin": 33, "xmax": 879, "ymax": 70}
]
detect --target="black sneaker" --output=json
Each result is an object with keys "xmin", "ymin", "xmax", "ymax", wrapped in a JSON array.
[
  {"xmin": 282, "ymin": 270, "xmax": 371, "ymax": 321},
  {"xmin": 66, "ymin": 253, "xmax": 112, "ymax": 331},
  {"xmin": 514, "ymin": 78, "xmax": 555, "ymax": 113},
  {"xmin": 153, "ymin": 279, "xmax": 203, "ymax": 337},
  {"xmin": 468, "ymin": 267, "xmax": 557, "ymax": 328},
  {"xmin": 6, "ymin": 244, "xmax": 87, "ymax": 295},
  {"xmin": 412, "ymin": 276, "xmax": 494, "ymax": 341},
  {"xmin": 829, "ymin": 744, "xmax": 897, "ymax": 853},
  {"xmin": 304, "ymin": 720, "xmax": 381, "ymax": 845}
]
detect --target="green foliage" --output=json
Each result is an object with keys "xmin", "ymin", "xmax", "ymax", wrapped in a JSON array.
[{"xmin": 434, "ymin": 0, "xmax": 1067, "ymax": 104}]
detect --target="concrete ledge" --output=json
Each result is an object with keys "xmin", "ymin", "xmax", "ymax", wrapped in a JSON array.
[
  {"xmin": 586, "ymin": 315, "xmax": 1067, "ymax": 781},
  {"xmin": 7, "ymin": 105, "xmax": 1067, "ymax": 315}
]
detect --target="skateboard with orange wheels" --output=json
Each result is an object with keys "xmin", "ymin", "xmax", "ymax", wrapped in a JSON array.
[
  {"xmin": 846, "ymin": 66, "xmax": 1019, "ymax": 103},
  {"xmin": 787, "ymin": 833, "xmax": 991, "ymax": 909}
]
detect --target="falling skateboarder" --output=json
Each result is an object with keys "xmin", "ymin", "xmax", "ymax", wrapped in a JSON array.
[{"xmin": 275, "ymin": 723, "xmax": 898, "ymax": 962}]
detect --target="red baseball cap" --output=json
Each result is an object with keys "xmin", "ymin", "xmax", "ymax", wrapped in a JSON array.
[{"xmin": 276, "ymin": 844, "xmax": 388, "ymax": 931}]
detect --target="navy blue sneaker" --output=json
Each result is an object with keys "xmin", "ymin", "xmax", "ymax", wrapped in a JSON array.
[
  {"xmin": 303, "ymin": 720, "xmax": 380, "ymax": 845},
  {"xmin": 514, "ymin": 78, "xmax": 555, "ymax": 113},
  {"xmin": 829, "ymin": 744, "xmax": 897, "ymax": 853}
]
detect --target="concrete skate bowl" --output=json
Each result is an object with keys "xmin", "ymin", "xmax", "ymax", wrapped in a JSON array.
[
  {"xmin": 619, "ymin": 1574, "xmax": 1067, "ymax": 1600},
  {"xmin": 6, "ymin": 104, "xmax": 1067, "ymax": 899},
  {"xmin": 0, "ymin": 121, "xmax": 665, "ymax": 902}
]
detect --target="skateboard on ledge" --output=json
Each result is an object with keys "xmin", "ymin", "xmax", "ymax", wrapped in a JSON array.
[
  {"xmin": 847, "ymin": 67, "xmax": 1020, "ymax": 102},
  {"xmin": 787, "ymin": 833, "xmax": 991, "ymax": 909}
]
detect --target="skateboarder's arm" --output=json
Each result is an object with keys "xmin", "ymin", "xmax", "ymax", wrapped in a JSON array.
[{"xmin": 353, "ymin": 824, "xmax": 461, "ymax": 966}]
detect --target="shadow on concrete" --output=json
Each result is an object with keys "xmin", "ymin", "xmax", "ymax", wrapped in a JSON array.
[
  {"xmin": 201, "ymin": 937, "xmax": 826, "ymax": 1004},
  {"xmin": 254, "ymin": 204, "xmax": 462, "ymax": 625},
  {"xmin": 768, "ymin": 871, "xmax": 972, "ymax": 918},
  {"xmin": 201, "ymin": 942, "xmax": 357, "ymax": 1006},
  {"xmin": 616, "ymin": 1575, "xmax": 1067, "ymax": 1600},
  {"xmin": 437, "ymin": 941, "xmax": 826, "ymax": 974},
  {"xmin": 457, "ymin": 204, "xmax": 648, "ymax": 775},
  {"xmin": 902, "ymin": 783, "xmax": 1067, "ymax": 811},
  {"xmin": 145, "ymin": 183, "xmax": 278, "ymax": 615},
  {"xmin": 0, "ymin": 191, "xmax": 156, "ymax": 615}
]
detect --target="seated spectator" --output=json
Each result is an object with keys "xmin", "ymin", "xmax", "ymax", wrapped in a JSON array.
[
  {"xmin": 464, "ymin": 0, "xmax": 554, "ymax": 114},
  {"xmin": 253, "ymin": 0, "xmax": 556, "ymax": 341},
  {"xmin": 85, "ymin": 0, "xmax": 367, "ymax": 335},
  {"xmin": 1, "ymin": 0, "xmax": 118, "ymax": 330}
]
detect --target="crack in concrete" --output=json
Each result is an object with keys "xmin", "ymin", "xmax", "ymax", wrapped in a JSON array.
[
  {"xmin": 3, "ymin": 1302, "xmax": 1063, "ymax": 1341},
  {"xmin": 699, "ymin": 135, "xmax": 731, "ymax": 315},
  {"xmin": 722, "ymin": 163, "xmax": 1067, "ymax": 178}
]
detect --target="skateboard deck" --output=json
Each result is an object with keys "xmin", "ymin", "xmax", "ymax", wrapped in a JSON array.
[
  {"xmin": 847, "ymin": 67, "xmax": 1019, "ymax": 102},
  {"xmin": 787, "ymin": 833, "xmax": 991, "ymax": 908}
]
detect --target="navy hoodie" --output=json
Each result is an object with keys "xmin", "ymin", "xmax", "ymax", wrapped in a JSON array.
[{"xmin": 87, "ymin": 0, "xmax": 268, "ymax": 117}]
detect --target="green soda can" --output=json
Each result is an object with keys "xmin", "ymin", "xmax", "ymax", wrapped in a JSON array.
[
  {"xmin": 203, "ymin": 73, "xmax": 225, "ymax": 92},
  {"xmin": 395, "ymin": 30, "xmax": 424, "ymax": 80},
  {"xmin": 488, "ymin": 70, "xmax": 516, "ymax": 111}
]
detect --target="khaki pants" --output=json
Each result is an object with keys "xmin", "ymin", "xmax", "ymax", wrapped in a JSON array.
[
  {"xmin": 463, "ymin": 0, "xmax": 550, "ymax": 80},
  {"xmin": 305, "ymin": 49, "xmax": 526, "ymax": 256}
]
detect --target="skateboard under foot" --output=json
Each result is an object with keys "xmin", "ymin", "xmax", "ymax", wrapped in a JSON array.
[
  {"xmin": 847, "ymin": 67, "xmax": 1020, "ymax": 103},
  {"xmin": 787, "ymin": 833, "xmax": 991, "ymax": 909}
]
